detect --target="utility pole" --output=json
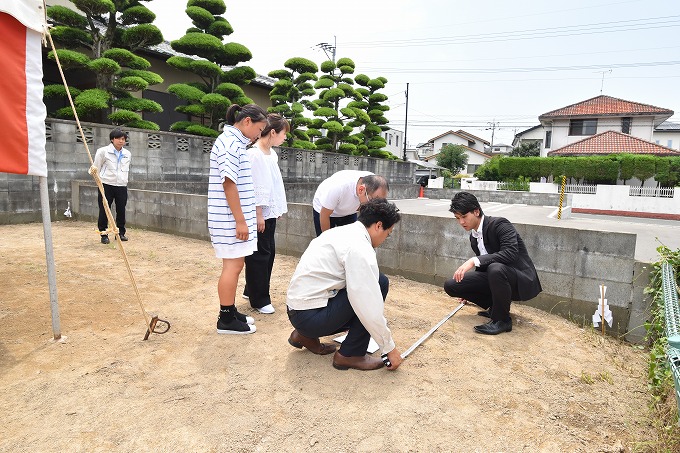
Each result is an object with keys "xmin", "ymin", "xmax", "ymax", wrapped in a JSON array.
[
  {"xmin": 403, "ymin": 82, "xmax": 409, "ymax": 161},
  {"xmin": 595, "ymin": 69, "xmax": 612, "ymax": 94},
  {"xmin": 316, "ymin": 35, "xmax": 337, "ymax": 62},
  {"xmin": 487, "ymin": 119, "xmax": 499, "ymax": 146}
]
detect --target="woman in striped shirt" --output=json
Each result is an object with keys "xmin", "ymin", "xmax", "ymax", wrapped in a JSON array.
[{"xmin": 208, "ymin": 104, "xmax": 268, "ymax": 334}]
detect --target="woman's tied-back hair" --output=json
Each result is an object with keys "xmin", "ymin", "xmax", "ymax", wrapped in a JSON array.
[
  {"xmin": 225, "ymin": 104, "xmax": 268, "ymax": 126},
  {"xmin": 449, "ymin": 191, "xmax": 484, "ymax": 217},
  {"xmin": 262, "ymin": 114, "xmax": 291, "ymax": 136},
  {"xmin": 358, "ymin": 198, "xmax": 401, "ymax": 229},
  {"xmin": 361, "ymin": 174, "xmax": 389, "ymax": 194}
]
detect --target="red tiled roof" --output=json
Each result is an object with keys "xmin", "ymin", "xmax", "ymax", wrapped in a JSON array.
[
  {"xmin": 539, "ymin": 95, "xmax": 673, "ymax": 119},
  {"xmin": 547, "ymin": 130, "xmax": 680, "ymax": 156}
]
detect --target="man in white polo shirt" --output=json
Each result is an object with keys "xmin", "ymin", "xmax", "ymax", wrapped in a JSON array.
[
  {"xmin": 312, "ymin": 170, "xmax": 389, "ymax": 236},
  {"xmin": 93, "ymin": 128, "xmax": 131, "ymax": 244}
]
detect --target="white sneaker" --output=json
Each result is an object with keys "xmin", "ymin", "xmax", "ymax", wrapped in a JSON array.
[{"xmin": 256, "ymin": 304, "xmax": 276, "ymax": 314}]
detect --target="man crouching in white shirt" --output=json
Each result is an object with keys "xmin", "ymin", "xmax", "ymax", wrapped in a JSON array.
[{"xmin": 286, "ymin": 198, "xmax": 403, "ymax": 371}]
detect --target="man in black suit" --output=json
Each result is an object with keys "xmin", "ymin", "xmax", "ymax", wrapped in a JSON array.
[{"xmin": 443, "ymin": 192, "xmax": 542, "ymax": 335}]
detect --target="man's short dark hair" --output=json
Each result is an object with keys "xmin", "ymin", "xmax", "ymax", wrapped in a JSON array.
[
  {"xmin": 358, "ymin": 198, "xmax": 401, "ymax": 229},
  {"xmin": 110, "ymin": 128, "xmax": 128, "ymax": 141},
  {"xmin": 449, "ymin": 191, "xmax": 483, "ymax": 216}
]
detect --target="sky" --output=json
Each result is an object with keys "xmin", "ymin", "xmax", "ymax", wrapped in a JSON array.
[{"xmin": 150, "ymin": 0, "xmax": 680, "ymax": 148}]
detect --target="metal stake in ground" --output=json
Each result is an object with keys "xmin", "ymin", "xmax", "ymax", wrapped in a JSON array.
[{"xmin": 382, "ymin": 301, "xmax": 466, "ymax": 367}]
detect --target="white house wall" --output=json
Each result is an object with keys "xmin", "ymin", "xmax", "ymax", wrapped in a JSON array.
[
  {"xmin": 651, "ymin": 131, "xmax": 680, "ymax": 150},
  {"xmin": 464, "ymin": 151, "xmax": 489, "ymax": 175},
  {"xmin": 517, "ymin": 125, "xmax": 548, "ymax": 156},
  {"xmin": 433, "ymin": 133, "xmax": 486, "ymax": 153}
]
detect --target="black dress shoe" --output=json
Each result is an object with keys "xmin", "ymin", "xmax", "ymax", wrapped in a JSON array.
[
  {"xmin": 477, "ymin": 309, "xmax": 491, "ymax": 318},
  {"xmin": 474, "ymin": 319, "xmax": 512, "ymax": 335},
  {"xmin": 119, "ymin": 234, "xmax": 128, "ymax": 241},
  {"xmin": 100, "ymin": 234, "xmax": 110, "ymax": 244}
]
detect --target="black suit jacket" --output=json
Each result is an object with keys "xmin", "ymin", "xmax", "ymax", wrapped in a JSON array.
[{"xmin": 470, "ymin": 216, "xmax": 542, "ymax": 301}]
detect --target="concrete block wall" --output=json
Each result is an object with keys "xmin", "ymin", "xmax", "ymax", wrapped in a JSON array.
[
  {"xmin": 277, "ymin": 148, "xmax": 415, "ymax": 184},
  {"xmin": 72, "ymin": 184, "xmax": 646, "ymax": 342},
  {"xmin": 0, "ymin": 119, "xmax": 417, "ymax": 224}
]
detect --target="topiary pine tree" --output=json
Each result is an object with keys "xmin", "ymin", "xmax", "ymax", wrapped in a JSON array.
[
  {"xmin": 45, "ymin": 0, "xmax": 164, "ymax": 130},
  {"xmin": 349, "ymin": 74, "xmax": 391, "ymax": 158},
  {"xmin": 166, "ymin": 0, "xmax": 256, "ymax": 137},
  {"xmin": 267, "ymin": 57, "xmax": 318, "ymax": 150},
  {"xmin": 311, "ymin": 57, "xmax": 362, "ymax": 154}
]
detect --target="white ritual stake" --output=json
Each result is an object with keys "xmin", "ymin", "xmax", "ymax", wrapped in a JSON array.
[{"xmin": 592, "ymin": 284, "xmax": 613, "ymax": 333}]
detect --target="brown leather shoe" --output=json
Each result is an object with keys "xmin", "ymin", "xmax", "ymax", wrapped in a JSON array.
[
  {"xmin": 288, "ymin": 329, "xmax": 336, "ymax": 355},
  {"xmin": 332, "ymin": 351, "xmax": 385, "ymax": 371}
]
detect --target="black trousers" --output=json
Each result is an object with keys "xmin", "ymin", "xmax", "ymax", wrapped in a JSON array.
[
  {"xmin": 443, "ymin": 262, "xmax": 519, "ymax": 322},
  {"xmin": 313, "ymin": 209, "xmax": 357, "ymax": 237},
  {"xmin": 98, "ymin": 184, "xmax": 128, "ymax": 236},
  {"xmin": 244, "ymin": 218, "xmax": 277, "ymax": 308},
  {"xmin": 287, "ymin": 273, "xmax": 389, "ymax": 356}
]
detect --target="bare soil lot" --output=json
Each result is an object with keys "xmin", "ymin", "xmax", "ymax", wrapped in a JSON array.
[{"xmin": 0, "ymin": 221, "xmax": 655, "ymax": 452}]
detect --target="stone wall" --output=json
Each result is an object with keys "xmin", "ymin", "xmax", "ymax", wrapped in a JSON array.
[{"xmin": 0, "ymin": 119, "xmax": 417, "ymax": 224}]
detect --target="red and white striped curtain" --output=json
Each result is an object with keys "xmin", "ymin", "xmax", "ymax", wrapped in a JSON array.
[{"xmin": 0, "ymin": 1, "xmax": 47, "ymax": 177}]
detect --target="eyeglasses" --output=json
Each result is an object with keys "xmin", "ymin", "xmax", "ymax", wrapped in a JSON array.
[{"xmin": 363, "ymin": 185, "xmax": 372, "ymax": 202}]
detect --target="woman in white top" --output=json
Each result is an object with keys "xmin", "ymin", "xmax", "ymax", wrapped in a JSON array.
[{"xmin": 243, "ymin": 114, "xmax": 290, "ymax": 314}]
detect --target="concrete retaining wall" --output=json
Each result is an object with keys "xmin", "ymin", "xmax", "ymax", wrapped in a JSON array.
[
  {"xmin": 71, "ymin": 182, "xmax": 648, "ymax": 343},
  {"xmin": 0, "ymin": 119, "xmax": 416, "ymax": 225},
  {"xmin": 419, "ymin": 188, "xmax": 571, "ymax": 207}
]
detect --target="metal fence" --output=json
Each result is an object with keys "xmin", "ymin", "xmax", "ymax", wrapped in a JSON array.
[
  {"xmin": 629, "ymin": 186, "xmax": 676, "ymax": 198},
  {"xmin": 662, "ymin": 262, "xmax": 680, "ymax": 419},
  {"xmin": 564, "ymin": 184, "xmax": 597, "ymax": 194}
]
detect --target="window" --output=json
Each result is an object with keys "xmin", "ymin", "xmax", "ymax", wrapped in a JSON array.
[
  {"xmin": 467, "ymin": 164, "xmax": 480, "ymax": 174},
  {"xmin": 388, "ymin": 134, "xmax": 392, "ymax": 145},
  {"xmin": 569, "ymin": 119, "xmax": 597, "ymax": 136},
  {"xmin": 545, "ymin": 131, "xmax": 552, "ymax": 148},
  {"xmin": 622, "ymin": 117, "xmax": 632, "ymax": 134},
  {"xmin": 669, "ymin": 140, "xmax": 673, "ymax": 148},
  {"xmin": 396, "ymin": 136, "xmax": 400, "ymax": 147}
]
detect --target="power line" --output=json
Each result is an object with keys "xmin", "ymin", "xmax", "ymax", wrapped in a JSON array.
[
  {"xmin": 359, "ymin": 60, "xmax": 680, "ymax": 74},
  {"xmin": 351, "ymin": 44, "xmax": 680, "ymax": 65},
  {"xmin": 342, "ymin": 15, "xmax": 680, "ymax": 48}
]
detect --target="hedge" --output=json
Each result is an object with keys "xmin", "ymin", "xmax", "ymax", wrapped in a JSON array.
[{"xmin": 474, "ymin": 154, "xmax": 680, "ymax": 186}]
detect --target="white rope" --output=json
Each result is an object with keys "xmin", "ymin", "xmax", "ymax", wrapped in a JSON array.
[{"xmin": 44, "ymin": 24, "xmax": 153, "ymax": 330}]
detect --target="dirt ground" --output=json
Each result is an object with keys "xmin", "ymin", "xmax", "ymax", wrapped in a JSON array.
[{"xmin": 0, "ymin": 221, "xmax": 658, "ymax": 452}]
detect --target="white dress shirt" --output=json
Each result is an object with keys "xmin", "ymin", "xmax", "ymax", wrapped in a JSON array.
[
  {"xmin": 286, "ymin": 221, "xmax": 395, "ymax": 354},
  {"xmin": 471, "ymin": 215, "xmax": 488, "ymax": 267}
]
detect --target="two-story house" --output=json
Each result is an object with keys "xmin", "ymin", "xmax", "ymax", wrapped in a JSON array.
[
  {"xmin": 513, "ymin": 95, "xmax": 678, "ymax": 157},
  {"xmin": 382, "ymin": 128, "xmax": 405, "ymax": 158},
  {"xmin": 418, "ymin": 130, "xmax": 492, "ymax": 175}
]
